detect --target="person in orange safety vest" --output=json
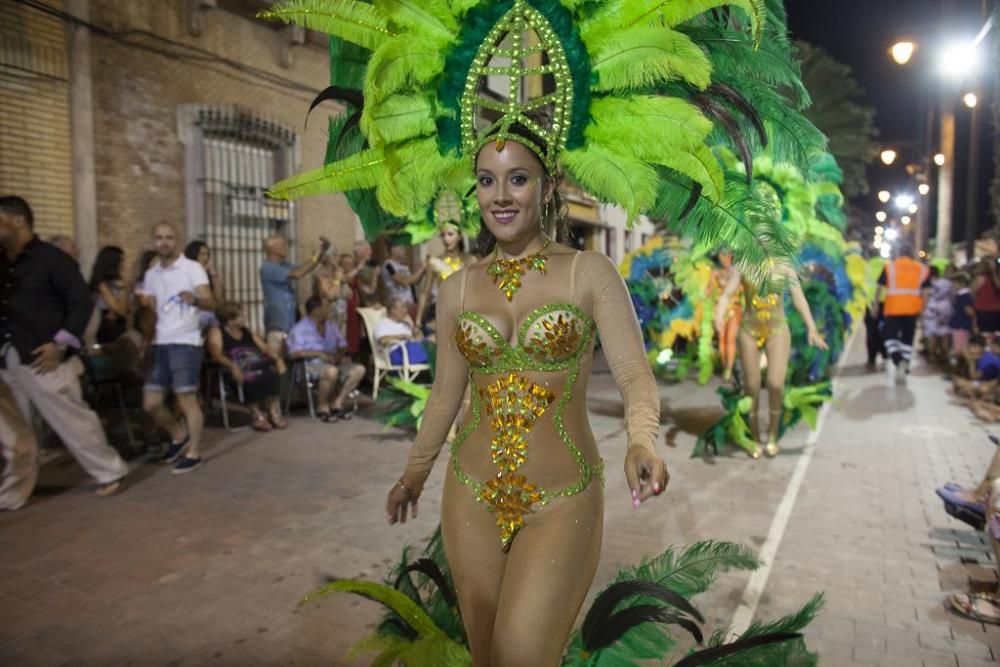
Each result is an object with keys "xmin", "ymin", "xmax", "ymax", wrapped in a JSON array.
[{"xmin": 877, "ymin": 243, "xmax": 930, "ymax": 383}]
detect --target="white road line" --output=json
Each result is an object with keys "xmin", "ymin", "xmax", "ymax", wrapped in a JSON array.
[{"xmin": 728, "ymin": 331, "xmax": 856, "ymax": 636}]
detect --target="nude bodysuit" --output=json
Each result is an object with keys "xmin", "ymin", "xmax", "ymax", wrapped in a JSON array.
[{"xmin": 398, "ymin": 247, "xmax": 659, "ymax": 663}]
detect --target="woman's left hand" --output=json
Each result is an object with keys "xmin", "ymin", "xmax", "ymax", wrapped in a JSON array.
[
  {"xmin": 807, "ymin": 328, "xmax": 828, "ymax": 350},
  {"xmin": 624, "ymin": 444, "xmax": 669, "ymax": 507}
]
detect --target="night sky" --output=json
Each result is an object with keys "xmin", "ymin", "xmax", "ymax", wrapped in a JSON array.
[{"xmin": 786, "ymin": 0, "xmax": 995, "ymax": 244}]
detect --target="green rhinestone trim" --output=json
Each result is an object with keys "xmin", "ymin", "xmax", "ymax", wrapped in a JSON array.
[
  {"xmin": 458, "ymin": 0, "xmax": 573, "ymax": 173},
  {"xmin": 450, "ymin": 301, "xmax": 604, "ymax": 529}
]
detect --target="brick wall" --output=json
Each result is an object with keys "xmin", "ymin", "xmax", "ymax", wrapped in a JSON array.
[
  {"xmin": 0, "ymin": 0, "xmax": 75, "ymax": 240},
  {"xmin": 88, "ymin": 0, "xmax": 357, "ymax": 294}
]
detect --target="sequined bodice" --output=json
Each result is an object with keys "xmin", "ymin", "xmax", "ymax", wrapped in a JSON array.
[
  {"xmin": 450, "ymin": 302, "xmax": 603, "ymax": 548},
  {"xmin": 455, "ymin": 303, "xmax": 592, "ymax": 371}
]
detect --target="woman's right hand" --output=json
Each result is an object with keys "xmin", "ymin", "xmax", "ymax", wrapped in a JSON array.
[
  {"xmin": 386, "ymin": 482, "xmax": 418, "ymax": 524},
  {"xmin": 231, "ymin": 367, "xmax": 245, "ymax": 385}
]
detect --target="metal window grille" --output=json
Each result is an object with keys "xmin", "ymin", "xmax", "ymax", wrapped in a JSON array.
[{"xmin": 179, "ymin": 106, "xmax": 298, "ymax": 332}]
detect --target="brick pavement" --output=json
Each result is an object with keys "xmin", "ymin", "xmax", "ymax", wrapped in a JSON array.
[
  {"xmin": 754, "ymin": 339, "xmax": 1000, "ymax": 667},
  {"xmin": 1, "ymin": 341, "xmax": 998, "ymax": 665}
]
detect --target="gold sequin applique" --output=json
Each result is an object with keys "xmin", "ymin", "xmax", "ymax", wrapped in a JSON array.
[
  {"xmin": 525, "ymin": 312, "xmax": 583, "ymax": 363},
  {"xmin": 746, "ymin": 293, "xmax": 783, "ymax": 348},
  {"xmin": 478, "ymin": 372, "xmax": 555, "ymax": 548},
  {"xmin": 487, "ymin": 239, "xmax": 550, "ymax": 301},
  {"xmin": 455, "ymin": 321, "xmax": 496, "ymax": 367}
]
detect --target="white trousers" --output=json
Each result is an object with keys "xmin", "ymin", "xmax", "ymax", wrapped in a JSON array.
[{"xmin": 0, "ymin": 357, "xmax": 127, "ymax": 510}]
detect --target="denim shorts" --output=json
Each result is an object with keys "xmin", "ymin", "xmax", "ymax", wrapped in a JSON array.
[{"xmin": 145, "ymin": 344, "xmax": 204, "ymax": 394}]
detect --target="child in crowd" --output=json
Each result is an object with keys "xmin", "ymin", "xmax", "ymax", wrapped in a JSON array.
[
  {"xmin": 949, "ymin": 273, "xmax": 975, "ymax": 366},
  {"xmin": 952, "ymin": 335, "xmax": 1000, "ymax": 398}
]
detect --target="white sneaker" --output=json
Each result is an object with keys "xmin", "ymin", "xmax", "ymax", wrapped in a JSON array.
[{"xmin": 898, "ymin": 361, "xmax": 909, "ymax": 384}]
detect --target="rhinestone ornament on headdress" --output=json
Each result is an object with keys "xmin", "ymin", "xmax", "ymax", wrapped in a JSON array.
[{"xmin": 460, "ymin": 0, "xmax": 573, "ymax": 173}]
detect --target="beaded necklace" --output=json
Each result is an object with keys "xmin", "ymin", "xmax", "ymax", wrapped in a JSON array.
[{"xmin": 487, "ymin": 238, "xmax": 551, "ymax": 301}]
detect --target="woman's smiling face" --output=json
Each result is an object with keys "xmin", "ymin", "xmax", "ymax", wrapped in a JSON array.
[{"xmin": 475, "ymin": 140, "xmax": 553, "ymax": 246}]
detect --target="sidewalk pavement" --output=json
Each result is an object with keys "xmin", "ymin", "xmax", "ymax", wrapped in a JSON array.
[
  {"xmin": 0, "ymin": 340, "xmax": 997, "ymax": 665},
  {"xmin": 755, "ymin": 339, "xmax": 1000, "ymax": 667}
]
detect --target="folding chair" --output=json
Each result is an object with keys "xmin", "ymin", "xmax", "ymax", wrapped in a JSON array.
[
  {"xmin": 204, "ymin": 364, "xmax": 249, "ymax": 432},
  {"xmin": 357, "ymin": 306, "xmax": 431, "ymax": 398}
]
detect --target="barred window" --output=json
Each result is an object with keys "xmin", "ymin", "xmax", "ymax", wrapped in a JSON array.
[{"xmin": 179, "ymin": 106, "xmax": 298, "ymax": 332}]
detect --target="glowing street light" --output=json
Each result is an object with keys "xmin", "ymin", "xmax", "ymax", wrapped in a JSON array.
[
  {"xmin": 918, "ymin": 183, "xmax": 930, "ymax": 195},
  {"xmin": 894, "ymin": 193, "xmax": 915, "ymax": 210},
  {"xmin": 875, "ymin": 225, "xmax": 885, "ymax": 234},
  {"xmin": 880, "ymin": 245, "xmax": 892, "ymax": 258},
  {"xmin": 878, "ymin": 190, "xmax": 892, "ymax": 203},
  {"xmin": 908, "ymin": 203, "xmax": 919, "ymax": 214},
  {"xmin": 891, "ymin": 41, "xmax": 916, "ymax": 65},
  {"xmin": 880, "ymin": 149, "xmax": 898, "ymax": 165},
  {"xmin": 885, "ymin": 228, "xmax": 900, "ymax": 241},
  {"xmin": 901, "ymin": 216, "xmax": 912, "ymax": 225},
  {"xmin": 939, "ymin": 40, "xmax": 981, "ymax": 79},
  {"xmin": 934, "ymin": 153, "xmax": 946, "ymax": 166},
  {"xmin": 875, "ymin": 211, "xmax": 887, "ymax": 223},
  {"xmin": 964, "ymin": 92, "xmax": 978, "ymax": 108}
]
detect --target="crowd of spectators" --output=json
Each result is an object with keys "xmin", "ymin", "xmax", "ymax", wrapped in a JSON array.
[{"xmin": 0, "ymin": 195, "xmax": 440, "ymax": 508}]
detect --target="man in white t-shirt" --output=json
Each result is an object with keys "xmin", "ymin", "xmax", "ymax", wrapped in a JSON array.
[{"xmin": 138, "ymin": 222, "xmax": 217, "ymax": 474}]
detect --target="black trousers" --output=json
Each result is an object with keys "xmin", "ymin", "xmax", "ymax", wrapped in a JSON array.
[
  {"xmin": 882, "ymin": 315, "xmax": 918, "ymax": 366},
  {"xmin": 865, "ymin": 307, "xmax": 885, "ymax": 364}
]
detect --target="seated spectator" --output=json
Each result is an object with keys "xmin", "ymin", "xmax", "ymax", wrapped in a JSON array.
[
  {"xmin": 953, "ymin": 335, "xmax": 1000, "ymax": 400},
  {"xmin": 287, "ymin": 296, "xmax": 365, "ymax": 422},
  {"xmin": 207, "ymin": 302, "xmax": 287, "ymax": 432},
  {"xmin": 373, "ymin": 296, "xmax": 428, "ymax": 366},
  {"xmin": 89, "ymin": 246, "xmax": 130, "ymax": 344}
]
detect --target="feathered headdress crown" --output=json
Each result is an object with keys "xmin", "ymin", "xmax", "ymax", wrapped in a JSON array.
[{"xmin": 261, "ymin": 0, "xmax": 826, "ymax": 281}]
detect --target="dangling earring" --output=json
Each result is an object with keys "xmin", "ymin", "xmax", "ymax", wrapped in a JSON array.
[{"xmin": 541, "ymin": 199, "xmax": 550, "ymax": 232}]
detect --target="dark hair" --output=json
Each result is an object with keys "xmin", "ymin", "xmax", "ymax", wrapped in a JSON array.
[
  {"xmin": 136, "ymin": 250, "xmax": 157, "ymax": 282},
  {"xmin": 473, "ymin": 123, "xmax": 569, "ymax": 257},
  {"xmin": 0, "ymin": 196, "xmax": 34, "ymax": 229},
  {"xmin": 970, "ymin": 335, "xmax": 987, "ymax": 347},
  {"xmin": 215, "ymin": 301, "xmax": 242, "ymax": 326},
  {"xmin": 184, "ymin": 240, "xmax": 208, "ymax": 262},
  {"xmin": 89, "ymin": 246, "xmax": 125, "ymax": 292},
  {"xmin": 954, "ymin": 272, "xmax": 970, "ymax": 286},
  {"xmin": 304, "ymin": 295, "xmax": 325, "ymax": 315}
]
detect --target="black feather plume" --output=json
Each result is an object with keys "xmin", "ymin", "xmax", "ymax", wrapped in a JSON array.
[
  {"xmin": 692, "ymin": 93, "xmax": 754, "ymax": 182},
  {"xmin": 305, "ymin": 85, "xmax": 364, "ymax": 127},
  {"xmin": 585, "ymin": 605, "xmax": 704, "ymax": 651},
  {"xmin": 672, "ymin": 631, "xmax": 803, "ymax": 666},
  {"xmin": 707, "ymin": 82, "xmax": 767, "ymax": 148},
  {"xmin": 393, "ymin": 558, "xmax": 458, "ymax": 608}
]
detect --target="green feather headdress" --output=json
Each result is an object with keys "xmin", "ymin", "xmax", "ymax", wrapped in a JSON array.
[{"xmin": 260, "ymin": 0, "xmax": 818, "ymax": 274}]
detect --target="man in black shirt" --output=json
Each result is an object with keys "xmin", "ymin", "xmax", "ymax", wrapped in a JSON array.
[{"xmin": 0, "ymin": 196, "xmax": 127, "ymax": 509}]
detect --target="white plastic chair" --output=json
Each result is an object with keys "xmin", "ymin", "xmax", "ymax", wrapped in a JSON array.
[{"xmin": 357, "ymin": 306, "xmax": 431, "ymax": 398}]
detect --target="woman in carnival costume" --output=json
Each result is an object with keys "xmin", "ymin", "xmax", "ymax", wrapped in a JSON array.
[
  {"xmin": 712, "ymin": 250, "xmax": 742, "ymax": 382},
  {"xmin": 414, "ymin": 192, "xmax": 478, "ymax": 336},
  {"xmin": 262, "ymin": 0, "xmax": 821, "ymax": 662}
]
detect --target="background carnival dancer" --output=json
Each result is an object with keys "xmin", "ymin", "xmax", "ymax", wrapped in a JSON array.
[
  {"xmin": 877, "ymin": 243, "xmax": 930, "ymax": 384},
  {"xmin": 415, "ymin": 218, "xmax": 476, "ymax": 337},
  {"xmin": 715, "ymin": 263, "xmax": 828, "ymax": 457},
  {"xmin": 712, "ymin": 250, "xmax": 742, "ymax": 382}
]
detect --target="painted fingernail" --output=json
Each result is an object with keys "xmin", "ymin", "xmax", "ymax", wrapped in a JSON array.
[
  {"xmin": 653, "ymin": 482, "xmax": 660, "ymax": 493},
  {"xmin": 633, "ymin": 498, "xmax": 641, "ymax": 508},
  {"xmin": 631, "ymin": 489, "xmax": 638, "ymax": 499}
]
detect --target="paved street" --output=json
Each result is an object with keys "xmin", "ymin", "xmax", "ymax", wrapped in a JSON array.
[{"xmin": 2, "ymin": 337, "xmax": 999, "ymax": 666}]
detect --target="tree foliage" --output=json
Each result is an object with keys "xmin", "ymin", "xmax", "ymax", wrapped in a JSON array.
[{"xmin": 796, "ymin": 41, "xmax": 879, "ymax": 199}]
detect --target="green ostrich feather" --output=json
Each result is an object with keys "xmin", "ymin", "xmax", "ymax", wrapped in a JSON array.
[{"xmin": 259, "ymin": 0, "xmax": 395, "ymax": 51}]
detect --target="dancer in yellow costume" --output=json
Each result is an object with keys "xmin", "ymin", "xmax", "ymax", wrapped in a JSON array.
[
  {"xmin": 415, "ymin": 221, "xmax": 475, "ymax": 337},
  {"xmin": 715, "ymin": 264, "xmax": 827, "ymax": 457}
]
